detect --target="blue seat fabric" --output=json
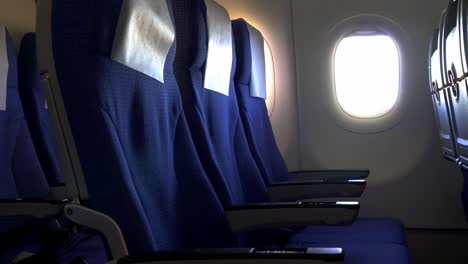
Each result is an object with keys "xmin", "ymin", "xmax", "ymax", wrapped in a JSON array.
[
  {"xmin": 0, "ymin": 28, "xmax": 107, "ymax": 264},
  {"xmin": 18, "ymin": 33, "xmax": 64, "ymax": 187},
  {"xmin": 173, "ymin": 0, "xmax": 270, "ymax": 208},
  {"xmin": 231, "ymin": 19, "xmax": 407, "ymax": 246},
  {"xmin": 0, "ymin": 27, "xmax": 49, "ymax": 263},
  {"xmin": 48, "ymin": 0, "xmax": 411, "ymax": 263},
  {"xmin": 0, "ymin": 28, "xmax": 49, "ymax": 200},
  {"xmin": 51, "ymin": 0, "xmax": 234, "ymax": 255},
  {"xmin": 230, "ymin": 18, "xmax": 410, "ymax": 264},
  {"xmin": 288, "ymin": 240, "xmax": 410, "ymax": 264},
  {"xmin": 172, "ymin": 2, "xmax": 410, "ymax": 261},
  {"xmin": 0, "ymin": 27, "xmax": 49, "ymax": 245},
  {"xmin": 231, "ymin": 21, "xmax": 289, "ymax": 184},
  {"xmin": 174, "ymin": 0, "xmax": 286, "ymax": 248}
]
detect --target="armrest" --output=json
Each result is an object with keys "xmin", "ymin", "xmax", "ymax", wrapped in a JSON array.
[
  {"xmin": 0, "ymin": 200, "xmax": 68, "ymax": 218},
  {"xmin": 268, "ymin": 180, "xmax": 366, "ymax": 202},
  {"xmin": 288, "ymin": 170, "xmax": 369, "ymax": 181},
  {"xmin": 118, "ymin": 247, "xmax": 344, "ymax": 264},
  {"xmin": 225, "ymin": 201, "xmax": 359, "ymax": 233}
]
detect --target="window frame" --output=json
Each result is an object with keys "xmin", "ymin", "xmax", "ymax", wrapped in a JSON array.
[
  {"xmin": 334, "ymin": 31, "xmax": 400, "ymax": 119},
  {"xmin": 327, "ymin": 14, "xmax": 407, "ymax": 134}
]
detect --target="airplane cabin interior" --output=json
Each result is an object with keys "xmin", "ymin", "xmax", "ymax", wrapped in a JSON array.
[{"xmin": 0, "ymin": 0, "xmax": 467, "ymax": 263}]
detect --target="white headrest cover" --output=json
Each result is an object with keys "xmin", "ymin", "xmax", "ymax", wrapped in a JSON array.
[
  {"xmin": 111, "ymin": 0, "xmax": 175, "ymax": 83},
  {"xmin": 203, "ymin": 0, "xmax": 233, "ymax": 96},
  {"xmin": 246, "ymin": 23, "xmax": 267, "ymax": 99}
]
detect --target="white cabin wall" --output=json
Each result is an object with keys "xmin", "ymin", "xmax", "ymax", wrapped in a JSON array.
[
  {"xmin": 291, "ymin": 0, "xmax": 467, "ymax": 228},
  {"xmin": 216, "ymin": 0, "xmax": 301, "ymax": 170},
  {"xmin": 0, "ymin": 0, "xmax": 36, "ymax": 50}
]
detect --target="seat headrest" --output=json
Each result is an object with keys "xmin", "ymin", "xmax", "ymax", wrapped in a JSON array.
[
  {"xmin": 246, "ymin": 23, "xmax": 267, "ymax": 99},
  {"xmin": 203, "ymin": 0, "xmax": 232, "ymax": 96},
  {"xmin": 0, "ymin": 25, "xmax": 8, "ymax": 111},
  {"xmin": 111, "ymin": 0, "xmax": 175, "ymax": 83}
]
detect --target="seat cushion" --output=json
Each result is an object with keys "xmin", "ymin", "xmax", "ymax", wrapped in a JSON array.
[
  {"xmin": 288, "ymin": 218, "xmax": 407, "ymax": 246},
  {"xmin": 288, "ymin": 240, "xmax": 411, "ymax": 264},
  {"xmin": 0, "ymin": 233, "xmax": 108, "ymax": 264}
]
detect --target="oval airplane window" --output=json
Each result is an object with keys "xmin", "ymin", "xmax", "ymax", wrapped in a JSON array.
[
  {"xmin": 264, "ymin": 39, "xmax": 276, "ymax": 116},
  {"xmin": 334, "ymin": 33, "xmax": 400, "ymax": 119}
]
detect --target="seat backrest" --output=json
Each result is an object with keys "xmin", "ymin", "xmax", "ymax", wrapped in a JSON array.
[
  {"xmin": 442, "ymin": 0, "xmax": 468, "ymax": 167},
  {"xmin": 18, "ymin": 33, "xmax": 64, "ymax": 187},
  {"xmin": 42, "ymin": 0, "xmax": 234, "ymax": 254},
  {"xmin": 173, "ymin": 0, "xmax": 269, "ymax": 208},
  {"xmin": 231, "ymin": 19, "xmax": 289, "ymax": 185},
  {"xmin": 430, "ymin": 11, "xmax": 458, "ymax": 161},
  {"xmin": 444, "ymin": 0, "xmax": 464, "ymax": 83},
  {"xmin": 0, "ymin": 25, "xmax": 48, "ymax": 200},
  {"xmin": 450, "ymin": 0, "xmax": 468, "ymax": 168},
  {"xmin": 459, "ymin": 0, "xmax": 468, "ymax": 78}
]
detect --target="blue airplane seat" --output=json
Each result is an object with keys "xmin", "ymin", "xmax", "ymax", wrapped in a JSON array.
[
  {"xmin": 0, "ymin": 27, "xmax": 107, "ymax": 264},
  {"xmin": 48, "ymin": 0, "xmax": 234, "ymax": 255},
  {"xmin": 229, "ymin": 18, "xmax": 407, "ymax": 246},
  {"xmin": 18, "ymin": 33, "xmax": 64, "ymax": 187},
  {"xmin": 230, "ymin": 19, "xmax": 369, "ymax": 189},
  {"xmin": 231, "ymin": 22, "xmax": 289, "ymax": 184},
  {"xmin": 230, "ymin": 19, "xmax": 366, "ymax": 185},
  {"xmin": 11, "ymin": 32, "xmax": 110, "ymax": 264},
  {"xmin": 0, "ymin": 25, "xmax": 54, "ymax": 263},
  {"xmin": 448, "ymin": 0, "xmax": 468, "ymax": 220},
  {"xmin": 230, "ymin": 19, "xmax": 408, "ymax": 246},
  {"xmin": 173, "ymin": 2, "xmax": 410, "ymax": 263},
  {"xmin": 429, "ymin": 28, "xmax": 457, "ymax": 162},
  {"xmin": 172, "ymin": 1, "xmax": 411, "ymax": 262},
  {"xmin": 0, "ymin": 26, "xmax": 49, "ymax": 249},
  {"xmin": 41, "ymin": 0, "xmax": 345, "ymax": 261},
  {"xmin": 0, "ymin": 26, "xmax": 49, "ymax": 201},
  {"xmin": 173, "ymin": 0, "xmax": 270, "ymax": 208},
  {"xmin": 230, "ymin": 15, "xmax": 411, "ymax": 264},
  {"xmin": 429, "ymin": 11, "xmax": 458, "ymax": 162}
]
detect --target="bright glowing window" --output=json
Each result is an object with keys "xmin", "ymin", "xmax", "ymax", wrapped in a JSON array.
[{"xmin": 334, "ymin": 34, "xmax": 400, "ymax": 119}]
